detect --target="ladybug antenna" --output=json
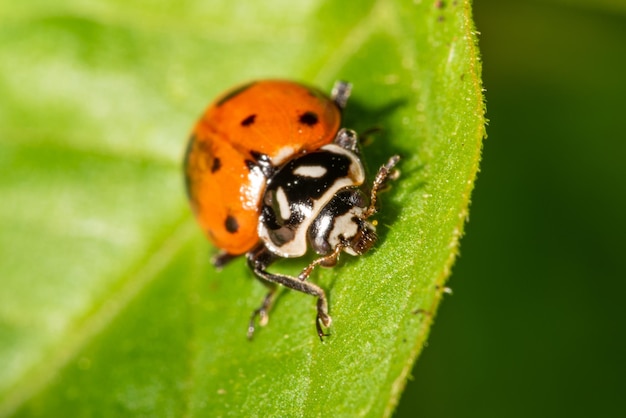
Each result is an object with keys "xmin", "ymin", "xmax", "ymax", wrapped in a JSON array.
[{"xmin": 363, "ymin": 155, "xmax": 401, "ymax": 219}]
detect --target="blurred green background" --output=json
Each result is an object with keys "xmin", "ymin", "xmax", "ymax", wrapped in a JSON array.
[
  {"xmin": 2, "ymin": 0, "xmax": 624, "ymax": 416},
  {"xmin": 397, "ymin": 0, "xmax": 626, "ymax": 417}
]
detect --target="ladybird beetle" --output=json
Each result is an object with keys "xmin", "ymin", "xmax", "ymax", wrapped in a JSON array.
[{"xmin": 184, "ymin": 80, "xmax": 399, "ymax": 340}]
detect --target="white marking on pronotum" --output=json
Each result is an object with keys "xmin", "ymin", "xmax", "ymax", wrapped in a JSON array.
[
  {"xmin": 330, "ymin": 212, "xmax": 359, "ymax": 242},
  {"xmin": 293, "ymin": 165, "xmax": 327, "ymax": 178},
  {"xmin": 260, "ymin": 144, "xmax": 365, "ymax": 258},
  {"xmin": 276, "ymin": 187, "xmax": 291, "ymax": 221}
]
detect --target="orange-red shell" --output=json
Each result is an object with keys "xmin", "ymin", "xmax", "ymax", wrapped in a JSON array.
[{"xmin": 184, "ymin": 80, "xmax": 342, "ymax": 255}]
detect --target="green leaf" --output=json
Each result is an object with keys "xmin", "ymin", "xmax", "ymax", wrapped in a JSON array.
[{"xmin": 0, "ymin": 0, "xmax": 484, "ymax": 416}]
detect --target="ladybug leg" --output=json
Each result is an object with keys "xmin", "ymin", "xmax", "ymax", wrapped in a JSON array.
[
  {"xmin": 212, "ymin": 251, "xmax": 239, "ymax": 269},
  {"xmin": 247, "ymin": 245, "xmax": 332, "ymax": 341},
  {"xmin": 247, "ymin": 151, "xmax": 275, "ymax": 178},
  {"xmin": 358, "ymin": 126, "xmax": 383, "ymax": 147},
  {"xmin": 248, "ymin": 285, "xmax": 277, "ymax": 339},
  {"xmin": 331, "ymin": 80, "xmax": 352, "ymax": 110},
  {"xmin": 364, "ymin": 155, "xmax": 401, "ymax": 219},
  {"xmin": 334, "ymin": 128, "xmax": 359, "ymax": 152},
  {"xmin": 297, "ymin": 242, "xmax": 344, "ymax": 279}
]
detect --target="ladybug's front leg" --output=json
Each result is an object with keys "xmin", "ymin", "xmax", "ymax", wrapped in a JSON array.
[{"xmin": 247, "ymin": 245, "xmax": 332, "ymax": 341}]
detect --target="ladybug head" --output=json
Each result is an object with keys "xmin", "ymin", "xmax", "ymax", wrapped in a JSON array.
[
  {"xmin": 308, "ymin": 189, "xmax": 378, "ymax": 259},
  {"xmin": 345, "ymin": 218, "xmax": 377, "ymax": 256}
]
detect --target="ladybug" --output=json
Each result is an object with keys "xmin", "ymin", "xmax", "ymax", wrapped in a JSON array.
[{"xmin": 184, "ymin": 80, "xmax": 399, "ymax": 340}]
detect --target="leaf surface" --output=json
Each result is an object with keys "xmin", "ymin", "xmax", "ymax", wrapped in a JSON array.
[{"xmin": 0, "ymin": 0, "xmax": 484, "ymax": 416}]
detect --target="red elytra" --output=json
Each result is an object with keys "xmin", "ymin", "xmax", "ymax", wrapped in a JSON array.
[{"xmin": 184, "ymin": 80, "xmax": 343, "ymax": 255}]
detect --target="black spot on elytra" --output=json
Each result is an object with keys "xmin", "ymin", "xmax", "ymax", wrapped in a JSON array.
[
  {"xmin": 241, "ymin": 114, "xmax": 256, "ymax": 126},
  {"xmin": 299, "ymin": 111, "xmax": 319, "ymax": 126},
  {"xmin": 225, "ymin": 215, "xmax": 239, "ymax": 233},
  {"xmin": 211, "ymin": 157, "xmax": 221, "ymax": 173}
]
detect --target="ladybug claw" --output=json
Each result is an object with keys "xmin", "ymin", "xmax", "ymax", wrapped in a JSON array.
[
  {"xmin": 247, "ymin": 323, "xmax": 256, "ymax": 340},
  {"xmin": 247, "ymin": 289, "xmax": 274, "ymax": 340},
  {"xmin": 316, "ymin": 314, "xmax": 332, "ymax": 341},
  {"xmin": 259, "ymin": 310, "xmax": 269, "ymax": 326},
  {"xmin": 247, "ymin": 309, "xmax": 270, "ymax": 340}
]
